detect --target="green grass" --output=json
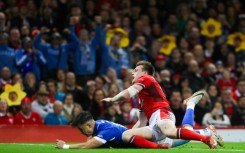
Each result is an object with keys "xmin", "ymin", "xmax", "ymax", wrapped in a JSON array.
[{"xmin": 0, "ymin": 142, "xmax": 244, "ymax": 153}]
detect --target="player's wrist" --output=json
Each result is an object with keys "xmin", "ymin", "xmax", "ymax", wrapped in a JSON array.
[{"xmin": 63, "ymin": 144, "xmax": 70, "ymax": 149}]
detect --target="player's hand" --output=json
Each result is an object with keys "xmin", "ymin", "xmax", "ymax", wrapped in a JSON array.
[
  {"xmin": 87, "ymin": 136, "xmax": 93, "ymax": 141},
  {"xmin": 56, "ymin": 139, "xmax": 65, "ymax": 149},
  {"xmin": 101, "ymin": 97, "xmax": 113, "ymax": 103}
]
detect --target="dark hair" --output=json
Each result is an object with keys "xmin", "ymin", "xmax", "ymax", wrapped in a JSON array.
[
  {"xmin": 237, "ymin": 77, "xmax": 245, "ymax": 85},
  {"xmin": 136, "ymin": 60, "xmax": 155, "ymax": 75},
  {"xmin": 47, "ymin": 79, "xmax": 57, "ymax": 88},
  {"xmin": 71, "ymin": 111, "xmax": 93, "ymax": 127},
  {"xmin": 238, "ymin": 96, "xmax": 245, "ymax": 102}
]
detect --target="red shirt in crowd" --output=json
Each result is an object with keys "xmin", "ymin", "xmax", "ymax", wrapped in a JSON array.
[
  {"xmin": 0, "ymin": 115, "xmax": 14, "ymax": 125},
  {"xmin": 216, "ymin": 78, "xmax": 237, "ymax": 91},
  {"xmin": 14, "ymin": 111, "xmax": 43, "ymax": 125}
]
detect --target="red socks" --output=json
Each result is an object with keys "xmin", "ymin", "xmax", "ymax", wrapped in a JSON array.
[
  {"xmin": 129, "ymin": 135, "xmax": 160, "ymax": 148},
  {"xmin": 177, "ymin": 128, "xmax": 207, "ymax": 142}
]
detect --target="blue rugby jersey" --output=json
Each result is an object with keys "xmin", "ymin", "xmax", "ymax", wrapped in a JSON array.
[{"xmin": 92, "ymin": 120, "xmax": 128, "ymax": 145}]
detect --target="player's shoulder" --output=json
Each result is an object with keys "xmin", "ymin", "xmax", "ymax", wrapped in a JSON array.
[
  {"xmin": 96, "ymin": 120, "xmax": 111, "ymax": 127},
  {"xmin": 135, "ymin": 74, "xmax": 155, "ymax": 83}
]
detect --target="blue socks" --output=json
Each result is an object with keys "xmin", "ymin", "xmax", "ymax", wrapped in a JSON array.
[{"xmin": 181, "ymin": 109, "xmax": 194, "ymax": 127}]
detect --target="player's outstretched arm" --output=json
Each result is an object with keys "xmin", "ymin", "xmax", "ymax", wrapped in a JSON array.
[
  {"xmin": 56, "ymin": 138, "xmax": 103, "ymax": 149},
  {"xmin": 101, "ymin": 84, "xmax": 143, "ymax": 103}
]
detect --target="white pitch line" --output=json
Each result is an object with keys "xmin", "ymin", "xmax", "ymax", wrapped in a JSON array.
[
  {"xmin": 172, "ymin": 148, "xmax": 245, "ymax": 152},
  {"xmin": 1, "ymin": 143, "xmax": 245, "ymax": 152},
  {"xmin": 0, "ymin": 143, "xmax": 48, "ymax": 146}
]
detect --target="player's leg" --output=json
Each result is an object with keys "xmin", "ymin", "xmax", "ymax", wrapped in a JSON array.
[
  {"xmin": 169, "ymin": 90, "xmax": 207, "ymax": 147},
  {"xmin": 183, "ymin": 90, "xmax": 223, "ymax": 146},
  {"xmin": 122, "ymin": 127, "xmax": 169, "ymax": 148},
  {"xmin": 157, "ymin": 90, "xmax": 217, "ymax": 149}
]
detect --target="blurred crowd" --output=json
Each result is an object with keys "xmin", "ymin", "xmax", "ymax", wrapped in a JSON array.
[{"xmin": 0, "ymin": 0, "xmax": 245, "ymax": 127}]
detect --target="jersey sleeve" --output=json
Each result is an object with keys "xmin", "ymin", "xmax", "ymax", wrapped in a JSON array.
[
  {"xmin": 94, "ymin": 129, "xmax": 117, "ymax": 144},
  {"xmin": 134, "ymin": 75, "xmax": 151, "ymax": 89}
]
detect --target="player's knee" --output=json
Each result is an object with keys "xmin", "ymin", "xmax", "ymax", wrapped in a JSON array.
[
  {"xmin": 157, "ymin": 120, "xmax": 177, "ymax": 138},
  {"xmin": 122, "ymin": 131, "xmax": 133, "ymax": 143},
  {"xmin": 162, "ymin": 128, "xmax": 177, "ymax": 138}
]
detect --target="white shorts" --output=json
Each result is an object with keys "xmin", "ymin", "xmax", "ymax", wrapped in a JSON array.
[
  {"xmin": 148, "ymin": 109, "xmax": 176, "ymax": 127},
  {"xmin": 147, "ymin": 109, "xmax": 176, "ymax": 144}
]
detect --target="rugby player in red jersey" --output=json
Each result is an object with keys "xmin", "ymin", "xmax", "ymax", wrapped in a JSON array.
[{"xmin": 102, "ymin": 60, "xmax": 218, "ymax": 149}]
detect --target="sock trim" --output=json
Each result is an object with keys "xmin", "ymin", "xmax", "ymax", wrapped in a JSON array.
[
  {"xmin": 129, "ymin": 135, "xmax": 136, "ymax": 144},
  {"xmin": 177, "ymin": 128, "xmax": 182, "ymax": 139}
]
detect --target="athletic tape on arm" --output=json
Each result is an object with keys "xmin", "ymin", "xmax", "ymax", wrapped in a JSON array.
[{"xmin": 127, "ymin": 86, "xmax": 139, "ymax": 97}]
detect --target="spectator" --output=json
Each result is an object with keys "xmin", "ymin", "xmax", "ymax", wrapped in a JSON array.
[
  {"xmin": 47, "ymin": 79, "xmax": 65, "ymax": 103},
  {"xmin": 187, "ymin": 27, "xmax": 201, "ymax": 49},
  {"xmin": 151, "ymin": 23, "xmax": 162, "ymax": 39},
  {"xmin": 0, "ymin": 98, "xmax": 14, "ymax": 125},
  {"xmin": 178, "ymin": 76, "xmax": 190, "ymax": 92},
  {"xmin": 31, "ymin": 89, "xmax": 53, "ymax": 120},
  {"xmin": 0, "ymin": 12, "xmax": 9, "ymax": 32},
  {"xmin": 44, "ymin": 101, "xmax": 67, "ymax": 125},
  {"xmin": 231, "ymin": 96, "xmax": 245, "ymax": 126},
  {"xmin": 69, "ymin": 16, "xmax": 102, "ymax": 87},
  {"xmin": 179, "ymin": 38, "xmax": 190, "ymax": 55},
  {"xmin": 69, "ymin": 103, "xmax": 83, "ymax": 124},
  {"xmin": 100, "ymin": 103, "xmax": 126, "ymax": 125},
  {"xmin": 183, "ymin": 52, "xmax": 194, "ymax": 70},
  {"xmin": 194, "ymin": 94, "xmax": 212, "ymax": 126},
  {"xmin": 220, "ymin": 88, "xmax": 237, "ymax": 118},
  {"xmin": 0, "ymin": 83, "xmax": 26, "ymax": 115},
  {"xmin": 163, "ymin": 13, "xmax": 181, "ymax": 37},
  {"xmin": 63, "ymin": 93, "xmax": 74, "ymax": 122},
  {"xmin": 56, "ymin": 69, "xmax": 65, "ymax": 92},
  {"xmin": 158, "ymin": 69, "xmax": 172, "ymax": 95},
  {"xmin": 63, "ymin": 72, "xmax": 84, "ymax": 108},
  {"xmin": 15, "ymin": 36, "xmax": 46, "ymax": 81},
  {"xmin": 37, "ymin": 5, "xmax": 58, "ymax": 30},
  {"xmin": 90, "ymin": 89, "xmax": 107, "ymax": 120},
  {"xmin": 121, "ymin": 101, "xmax": 139, "ymax": 125},
  {"xmin": 183, "ymin": 59, "xmax": 205, "ymax": 92},
  {"xmin": 0, "ymin": 67, "xmax": 12, "ymax": 91},
  {"xmin": 99, "ymin": 28, "xmax": 130, "ymax": 78},
  {"xmin": 216, "ymin": 69, "xmax": 237, "ymax": 92},
  {"xmin": 232, "ymin": 77, "xmax": 245, "ymax": 102},
  {"xmin": 0, "ymin": 33, "xmax": 17, "ymax": 74},
  {"xmin": 33, "ymin": 27, "xmax": 79, "ymax": 79},
  {"xmin": 206, "ymin": 83, "xmax": 220, "ymax": 106},
  {"xmin": 202, "ymin": 102, "xmax": 231, "ymax": 127},
  {"xmin": 94, "ymin": 75, "xmax": 108, "ymax": 91},
  {"xmin": 23, "ymin": 72, "xmax": 37, "ymax": 98},
  {"xmin": 20, "ymin": 25, "xmax": 31, "ymax": 38},
  {"xmin": 14, "ymin": 97, "xmax": 43, "ymax": 125},
  {"xmin": 182, "ymin": 87, "xmax": 193, "ymax": 100},
  {"xmin": 68, "ymin": 4, "xmax": 92, "ymax": 35},
  {"xmin": 76, "ymin": 80, "xmax": 96, "ymax": 111},
  {"xmin": 167, "ymin": 49, "xmax": 185, "ymax": 75},
  {"xmin": 129, "ymin": 35, "xmax": 149, "ymax": 67},
  {"xmin": 10, "ymin": 5, "xmax": 36, "ymax": 29},
  {"xmin": 8, "ymin": 27, "xmax": 21, "ymax": 50},
  {"xmin": 193, "ymin": 44, "xmax": 204, "ymax": 65},
  {"xmin": 108, "ymin": 83, "xmax": 120, "ymax": 97},
  {"xmin": 204, "ymin": 63, "xmax": 218, "ymax": 84},
  {"xmin": 169, "ymin": 90, "xmax": 185, "ymax": 126},
  {"xmin": 153, "ymin": 54, "xmax": 167, "ymax": 74},
  {"xmin": 106, "ymin": 68, "xmax": 123, "ymax": 91}
]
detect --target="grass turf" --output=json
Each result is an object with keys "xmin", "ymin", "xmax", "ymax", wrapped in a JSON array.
[{"xmin": 0, "ymin": 142, "xmax": 244, "ymax": 153}]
